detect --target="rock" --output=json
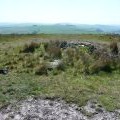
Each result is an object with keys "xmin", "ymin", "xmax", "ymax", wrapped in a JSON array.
[
  {"xmin": 0, "ymin": 98, "xmax": 87, "ymax": 120},
  {"xmin": 0, "ymin": 98, "xmax": 120, "ymax": 120},
  {"xmin": 60, "ymin": 41, "xmax": 97, "ymax": 54},
  {"xmin": 47, "ymin": 59, "xmax": 64, "ymax": 70},
  {"xmin": 0, "ymin": 113, "xmax": 4, "ymax": 120},
  {"xmin": 59, "ymin": 41, "xmax": 67, "ymax": 49},
  {"xmin": 0, "ymin": 68, "xmax": 8, "ymax": 75}
]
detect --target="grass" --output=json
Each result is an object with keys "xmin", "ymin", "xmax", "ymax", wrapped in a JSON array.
[
  {"xmin": 0, "ymin": 72, "xmax": 120, "ymax": 111},
  {"xmin": 0, "ymin": 33, "xmax": 120, "ymax": 42},
  {"xmin": 0, "ymin": 34, "xmax": 120, "ymax": 111}
]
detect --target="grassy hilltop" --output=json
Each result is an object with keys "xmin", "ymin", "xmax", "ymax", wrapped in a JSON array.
[{"xmin": 0, "ymin": 34, "xmax": 120, "ymax": 111}]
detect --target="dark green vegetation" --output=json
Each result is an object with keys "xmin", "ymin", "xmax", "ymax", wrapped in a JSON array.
[{"xmin": 0, "ymin": 34, "xmax": 120, "ymax": 111}]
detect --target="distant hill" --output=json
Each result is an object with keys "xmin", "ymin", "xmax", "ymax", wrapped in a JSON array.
[{"xmin": 0, "ymin": 23, "xmax": 120, "ymax": 34}]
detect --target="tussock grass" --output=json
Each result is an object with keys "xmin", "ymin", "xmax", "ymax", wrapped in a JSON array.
[
  {"xmin": 44, "ymin": 41, "xmax": 62, "ymax": 60},
  {"xmin": 22, "ymin": 42, "xmax": 40, "ymax": 53},
  {"xmin": 110, "ymin": 41, "xmax": 119, "ymax": 55}
]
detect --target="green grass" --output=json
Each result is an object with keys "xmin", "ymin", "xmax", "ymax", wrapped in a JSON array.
[
  {"xmin": 0, "ymin": 72, "xmax": 120, "ymax": 111},
  {"xmin": 0, "ymin": 34, "xmax": 120, "ymax": 42},
  {"xmin": 0, "ymin": 34, "xmax": 120, "ymax": 111}
]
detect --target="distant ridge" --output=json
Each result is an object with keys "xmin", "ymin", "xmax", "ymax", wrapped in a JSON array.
[{"xmin": 0, "ymin": 23, "xmax": 120, "ymax": 34}]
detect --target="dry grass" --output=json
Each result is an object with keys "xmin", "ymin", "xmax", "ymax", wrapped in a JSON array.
[
  {"xmin": 44, "ymin": 41, "xmax": 62, "ymax": 60},
  {"xmin": 110, "ymin": 41, "xmax": 119, "ymax": 55}
]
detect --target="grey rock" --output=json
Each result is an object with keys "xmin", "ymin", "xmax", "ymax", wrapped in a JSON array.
[
  {"xmin": 0, "ymin": 98, "xmax": 120, "ymax": 120},
  {"xmin": 0, "ymin": 67, "xmax": 8, "ymax": 75},
  {"xmin": 47, "ymin": 59, "xmax": 64, "ymax": 70},
  {"xmin": 0, "ymin": 98, "xmax": 87, "ymax": 120}
]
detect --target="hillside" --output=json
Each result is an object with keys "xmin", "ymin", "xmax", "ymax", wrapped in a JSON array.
[{"xmin": 0, "ymin": 23, "xmax": 120, "ymax": 34}]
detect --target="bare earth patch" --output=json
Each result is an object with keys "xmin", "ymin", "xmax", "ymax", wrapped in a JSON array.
[{"xmin": 0, "ymin": 97, "xmax": 120, "ymax": 120}]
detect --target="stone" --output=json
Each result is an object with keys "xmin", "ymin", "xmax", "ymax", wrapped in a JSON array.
[
  {"xmin": 0, "ymin": 68, "xmax": 8, "ymax": 75},
  {"xmin": 47, "ymin": 59, "xmax": 64, "ymax": 70}
]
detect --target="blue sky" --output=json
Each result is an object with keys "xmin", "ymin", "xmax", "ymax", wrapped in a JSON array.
[{"xmin": 0, "ymin": 0, "xmax": 120, "ymax": 24}]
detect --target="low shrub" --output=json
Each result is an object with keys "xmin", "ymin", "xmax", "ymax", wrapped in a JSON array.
[
  {"xmin": 43, "ymin": 42, "xmax": 49, "ymax": 51},
  {"xmin": 110, "ymin": 41, "xmax": 119, "ymax": 55},
  {"xmin": 73, "ymin": 59, "xmax": 84, "ymax": 75},
  {"xmin": 44, "ymin": 41, "xmax": 62, "ymax": 60},
  {"xmin": 35, "ymin": 63, "xmax": 48, "ymax": 75},
  {"xmin": 22, "ymin": 42, "xmax": 40, "ymax": 53},
  {"xmin": 62, "ymin": 48, "xmax": 77, "ymax": 66},
  {"xmin": 48, "ymin": 46, "xmax": 61, "ymax": 59},
  {"xmin": 89, "ymin": 55, "xmax": 112, "ymax": 74}
]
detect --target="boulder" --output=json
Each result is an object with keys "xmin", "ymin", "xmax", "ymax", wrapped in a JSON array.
[{"xmin": 47, "ymin": 59, "xmax": 64, "ymax": 70}]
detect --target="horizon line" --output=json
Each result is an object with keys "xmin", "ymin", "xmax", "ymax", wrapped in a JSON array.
[{"xmin": 0, "ymin": 22, "xmax": 120, "ymax": 26}]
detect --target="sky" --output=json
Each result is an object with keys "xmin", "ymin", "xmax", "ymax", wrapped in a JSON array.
[{"xmin": 0, "ymin": 0, "xmax": 120, "ymax": 25}]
